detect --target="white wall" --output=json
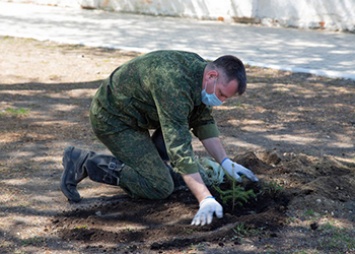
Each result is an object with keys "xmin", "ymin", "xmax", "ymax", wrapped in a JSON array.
[
  {"xmin": 255, "ymin": 0, "xmax": 355, "ymax": 31},
  {"xmin": 2, "ymin": 0, "xmax": 355, "ymax": 32}
]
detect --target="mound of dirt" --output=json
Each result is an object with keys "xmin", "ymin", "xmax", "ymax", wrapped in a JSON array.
[
  {"xmin": 1, "ymin": 37, "xmax": 354, "ymax": 254},
  {"xmin": 50, "ymin": 151, "xmax": 354, "ymax": 253}
]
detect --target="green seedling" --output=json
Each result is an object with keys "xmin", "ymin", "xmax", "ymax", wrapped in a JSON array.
[
  {"xmin": 213, "ymin": 174, "xmax": 256, "ymax": 211},
  {"xmin": 259, "ymin": 181, "xmax": 284, "ymax": 197},
  {"xmin": 233, "ymin": 222, "xmax": 260, "ymax": 237}
]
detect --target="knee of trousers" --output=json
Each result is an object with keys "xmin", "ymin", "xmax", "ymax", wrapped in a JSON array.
[{"xmin": 148, "ymin": 177, "xmax": 175, "ymax": 200}]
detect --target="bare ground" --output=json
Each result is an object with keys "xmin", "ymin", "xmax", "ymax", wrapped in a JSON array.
[{"xmin": 0, "ymin": 36, "xmax": 354, "ymax": 254}]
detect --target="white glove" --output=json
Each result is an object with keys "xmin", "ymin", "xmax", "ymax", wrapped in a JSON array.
[
  {"xmin": 191, "ymin": 196, "xmax": 223, "ymax": 226},
  {"xmin": 221, "ymin": 158, "xmax": 259, "ymax": 182}
]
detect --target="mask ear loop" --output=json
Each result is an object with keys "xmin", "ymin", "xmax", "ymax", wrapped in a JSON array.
[{"xmin": 213, "ymin": 77, "xmax": 218, "ymax": 95}]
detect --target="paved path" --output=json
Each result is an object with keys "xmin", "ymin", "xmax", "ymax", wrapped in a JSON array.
[{"xmin": 1, "ymin": 2, "xmax": 355, "ymax": 80}]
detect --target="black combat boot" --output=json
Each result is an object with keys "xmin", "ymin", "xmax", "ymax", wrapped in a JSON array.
[
  {"xmin": 60, "ymin": 146, "xmax": 124, "ymax": 202},
  {"xmin": 60, "ymin": 146, "xmax": 90, "ymax": 202}
]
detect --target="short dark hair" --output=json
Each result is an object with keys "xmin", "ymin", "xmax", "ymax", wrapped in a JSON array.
[{"xmin": 212, "ymin": 55, "xmax": 247, "ymax": 95}]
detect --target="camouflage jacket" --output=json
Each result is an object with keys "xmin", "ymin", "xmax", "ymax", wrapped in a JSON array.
[{"xmin": 92, "ymin": 50, "xmax": 220, "ymax": 174}]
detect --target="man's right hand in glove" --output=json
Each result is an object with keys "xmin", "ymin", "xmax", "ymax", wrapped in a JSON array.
[
  {"xmin": 182, "ymin": 172, "xmax": 224, "ymax": 226},
  {"xmin": 191, "ymin": 196, "xmax": 223, "ymax": 226}
]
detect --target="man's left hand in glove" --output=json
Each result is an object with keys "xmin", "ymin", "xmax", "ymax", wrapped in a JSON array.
[{"xmin": 221, "ymin": 158, "xmax": 259, "ymax": 182}]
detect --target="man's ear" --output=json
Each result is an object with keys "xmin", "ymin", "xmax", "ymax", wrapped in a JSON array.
[{"xmin": 207, "ymin": 69, "xmax": 218, "ymax": 80}]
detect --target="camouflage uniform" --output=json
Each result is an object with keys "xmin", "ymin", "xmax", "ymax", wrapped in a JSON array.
[{"xmin": 89, "ymin": 50, "xmax": 220, "ymax": 199}]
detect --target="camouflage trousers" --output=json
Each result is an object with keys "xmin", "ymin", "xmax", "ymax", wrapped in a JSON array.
[{"xmin": 88, "ymin": 100, "xmax": 213, "ymax": 200}]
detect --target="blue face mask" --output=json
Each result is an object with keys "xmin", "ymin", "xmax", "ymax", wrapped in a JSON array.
[{"xmin": 201, "ymin": 79, "xmax": 222, "ymax": 106}]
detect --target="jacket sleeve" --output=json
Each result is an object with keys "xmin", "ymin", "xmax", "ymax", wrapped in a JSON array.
[
  {"xmin": 150, "ymin": 77, "xmax": 202, "ymax": 175},
  {"xmin": 189, "ymin": 106, "xmax": 220, "ymax": 140}
]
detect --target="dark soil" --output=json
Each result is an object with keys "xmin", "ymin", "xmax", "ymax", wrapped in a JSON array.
[{"xmin": 0, "ymin": 36, "xmax": 354, "ymax": 254}]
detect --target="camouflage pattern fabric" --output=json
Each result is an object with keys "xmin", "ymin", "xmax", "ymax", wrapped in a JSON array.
[{"xmin": 89, "ymin": 50, "xmax": 221, "ymax": 199}]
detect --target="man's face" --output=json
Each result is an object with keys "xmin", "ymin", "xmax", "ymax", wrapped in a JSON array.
[
  {"xmin": 216, "ymin": 79, "xmax": 239, "ymax": 103},
  {"xmin": 204, "ymin": 73, "xmax": 239, "ymax": 103}
]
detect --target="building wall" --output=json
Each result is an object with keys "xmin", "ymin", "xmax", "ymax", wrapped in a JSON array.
[{"xmin": 2, "ymin": 0, "xmax": 355, "ymax": 32}]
